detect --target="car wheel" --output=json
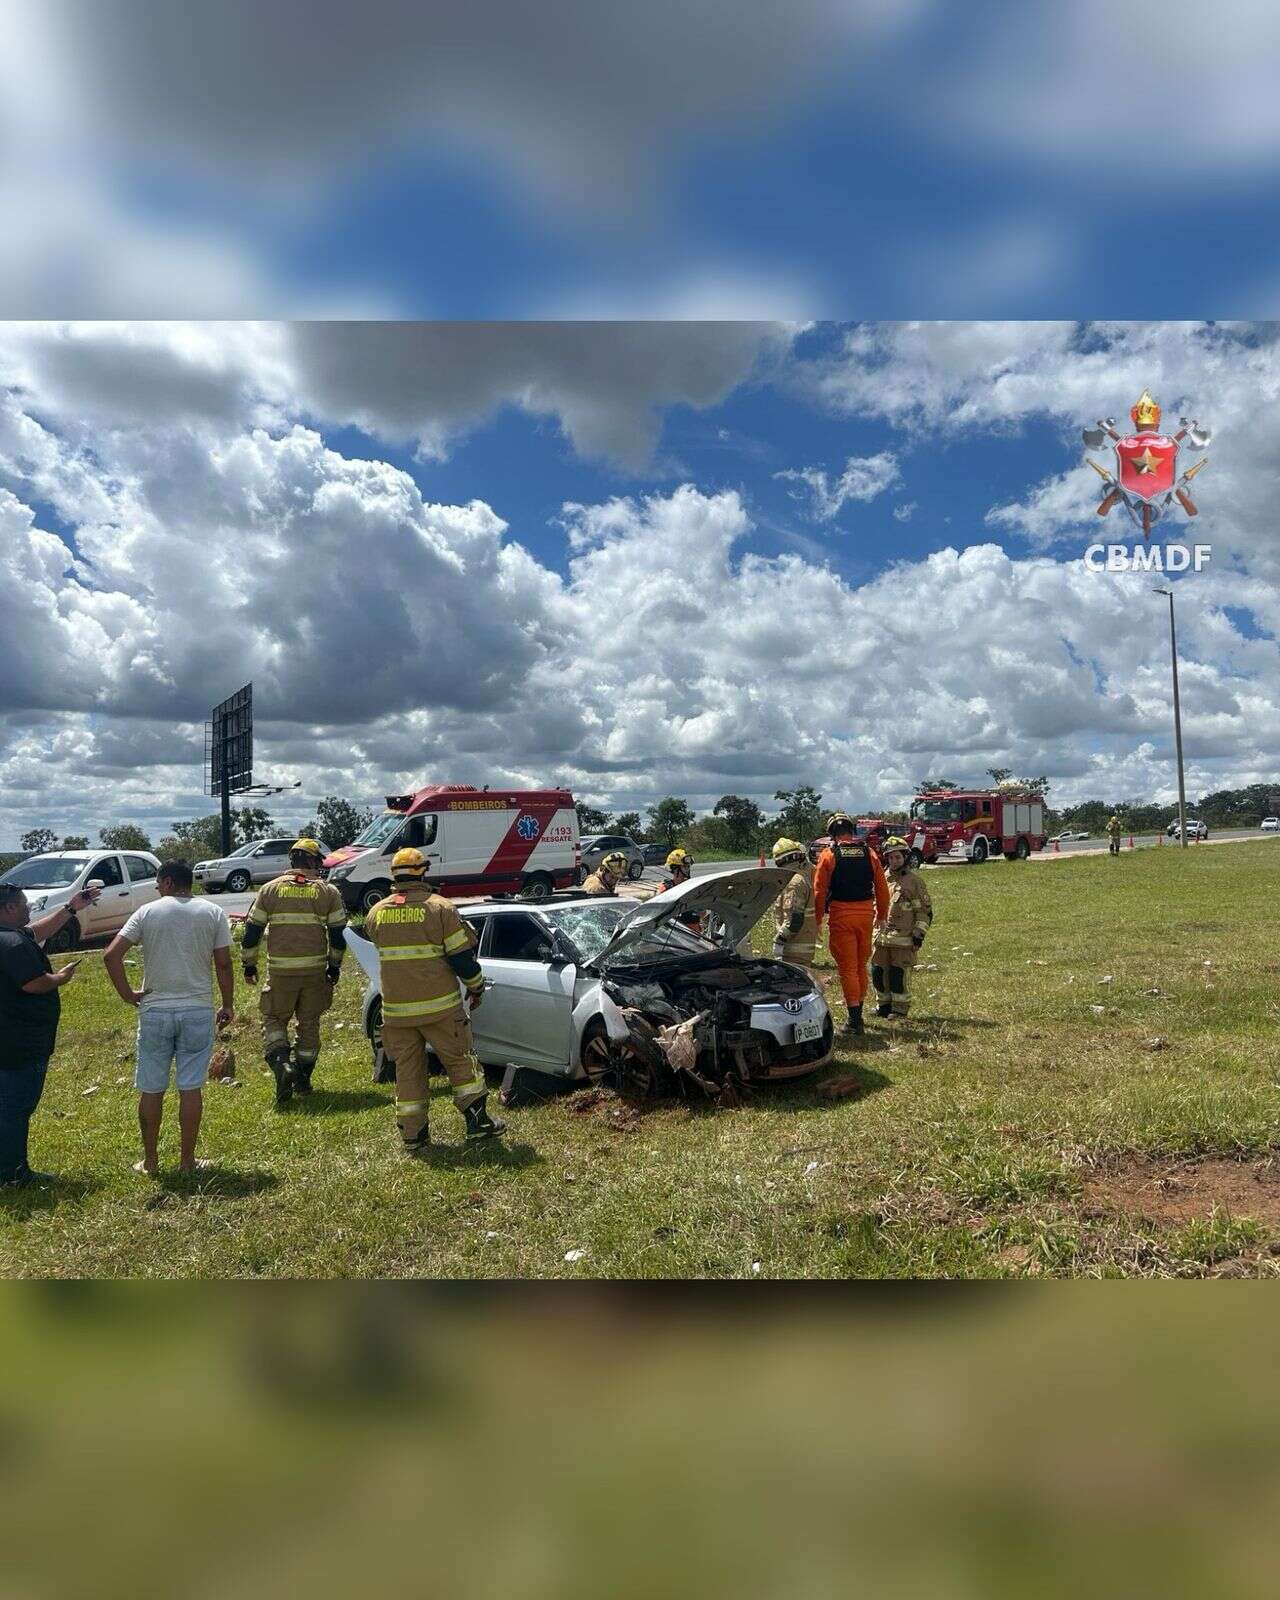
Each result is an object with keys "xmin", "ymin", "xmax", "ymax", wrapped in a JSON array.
[
  {"xmin": 970, "ymin": 837, "xmax": 988, "ymax": 864},
  {"xmin": 580, "ymin": 1018, "xmax": 659, "ymax": 1099},
  {"xmin": 226, "ymin": 869, "xmax": 251, "ymax": 893},
  {"xmin": 907, "ymin": 849, "xmax": 923, "ymax": 870},
  {"xmin": 203, "ymin": 884, "xmax": 220, "ymax": 894},
  {"xmin": 366, "ymin": 997, "xmax": 395, "ymax": 1085},
  {"xmin": 1015, "ymin": 838, "xmax": 1031, "ymax": 860},
  {"xmin": 627, "ymin": 858, "xmax": 644, "ymax": 880},
  {"xmin": 360, "ymin": 881, "xmax": 390, "ymax": 915},
  {"xmin": 45, "ymin": 917, "xmax": 79, "ymax": 955},
  {"xmin": 519, "ymin": 872, "xmax": 553, "ymax": 901}
]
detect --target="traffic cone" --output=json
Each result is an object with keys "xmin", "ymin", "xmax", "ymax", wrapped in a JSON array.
[{"xmin": 758, "ymin": 851, "xmax": 766, "ymax": 867}]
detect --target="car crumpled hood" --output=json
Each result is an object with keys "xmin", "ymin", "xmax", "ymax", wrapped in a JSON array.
[{"xmin": 597, "ymin": 866, "xmax": 789, "ymax": 966}]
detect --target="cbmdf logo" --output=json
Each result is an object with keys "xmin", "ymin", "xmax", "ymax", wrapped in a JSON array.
[{"xmin": 1081, "ymin": 388, "xmax": 1213, "ymax": 570}]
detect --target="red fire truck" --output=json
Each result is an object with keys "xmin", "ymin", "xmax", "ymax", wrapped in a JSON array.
[{"xmin": 907, "ymin": 787, "xmax": 1047, "ymax": 865}]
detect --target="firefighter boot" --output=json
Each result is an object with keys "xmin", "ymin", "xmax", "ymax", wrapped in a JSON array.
[
  {"xmin": 842, "ymin": 1004, "xmax": 865, "ymax": 1037},
  {"xmin": 402, "ymin": 1124, "xmax": 431, "ymax": 1157},
  {"xmin": 266, "ymin": 1045, "xmax": 294, "ymax": 1107},
  {"xmin": 463, "ymin": 1095, "xmax": 507, "ymax": 1143},
  {"xmin": 871, "ymin": 963, "xmax": 892, "ymax": 1018},
  {"xmin": 291, "ymin": 1053, "xmax": 315, "ymax": 1096}
]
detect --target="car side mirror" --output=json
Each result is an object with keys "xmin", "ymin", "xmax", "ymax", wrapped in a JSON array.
[
  {"xmin": 541, "ymin": 937, "xmax": 570, "ymax": 969},
  {"xmin": 86, "ymin": 878, "xmax": 104, "ymax": 891}
]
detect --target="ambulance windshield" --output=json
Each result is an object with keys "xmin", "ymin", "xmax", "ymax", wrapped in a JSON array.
[{"xmin": 353, "ymin": 812, "xmax": 412, "ymax": 849}]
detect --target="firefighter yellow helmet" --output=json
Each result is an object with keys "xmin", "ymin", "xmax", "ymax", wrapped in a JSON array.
[
  {"xmin": 772, "ymin": 837, "xmax": 806, "ymax": 867},
  {"xmin": 825, "ymin": 811, "xmax": 855, "ymax": 836},
  {"xmin": 666, "ymin": 847, "xmax": 692, "ymax": 871},
  {"xmin": 291, "ymin": 837, "xmax": 323, "ymax": 857},
  {"xmin": 390, "ymin": 847, "xmax": 428, "ymax": 879},
  {"xmin": 882, "ymin": 835, "xmax": 910, "ymax": 860},
  {"xmin": 601, "ymin": 851, "xmax": 628, "ymax": 876}
]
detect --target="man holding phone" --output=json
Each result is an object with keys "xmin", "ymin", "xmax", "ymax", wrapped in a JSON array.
[{"xmin": 0, "ymin": 879, "xmax": 100, "ymax": 1187}]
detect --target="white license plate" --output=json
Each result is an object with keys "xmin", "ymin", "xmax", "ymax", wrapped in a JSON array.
[{"xmin": 793, "ymin": 1019, "xmax": 823, "ymax": 1044}]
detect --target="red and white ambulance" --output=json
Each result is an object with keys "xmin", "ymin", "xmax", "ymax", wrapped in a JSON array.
[
  {"xmin": 324, "ymin": 785, "xmax": 580, "ymax": 913},
  {"xmin": 907, "ymin": 786, "xmax": 1047, "ymax": 865}
]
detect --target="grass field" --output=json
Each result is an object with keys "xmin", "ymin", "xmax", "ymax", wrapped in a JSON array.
[{"xmin": 3, "ymin": 843, "xmax": 1279, "ymax": 1278}]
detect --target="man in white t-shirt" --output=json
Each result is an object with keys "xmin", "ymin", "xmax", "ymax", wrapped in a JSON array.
[{"xmin": 103, "ymin": 860, "xmax": 234, "ymax": 1177}]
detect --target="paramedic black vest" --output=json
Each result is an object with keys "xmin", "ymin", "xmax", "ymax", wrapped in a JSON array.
[{"xmin": 828, "ymin": 841, "xmax": 875, "ymax": 902}]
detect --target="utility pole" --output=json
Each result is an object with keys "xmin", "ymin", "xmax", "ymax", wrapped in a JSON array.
[{"xmin": 1154, "ymin": 587, "xmax": 1188, "ymax": 849}]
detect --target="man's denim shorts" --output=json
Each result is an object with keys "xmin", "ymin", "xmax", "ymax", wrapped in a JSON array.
[{"xmin": 135, "ymin": 1007, "xmax": 215, "ymax": 1093}]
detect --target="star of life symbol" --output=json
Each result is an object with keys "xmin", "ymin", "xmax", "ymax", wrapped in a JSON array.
[
  {"xmin": 1080, "ymin": 389, "xmax": 1211, "ymax": 540},
  {"xmin": 516, "ymin": 814, "xmax": 540, "ymax": 841}
]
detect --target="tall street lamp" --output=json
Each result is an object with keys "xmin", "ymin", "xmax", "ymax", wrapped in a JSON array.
[{"xmin": 1154, "ymin": 587, "xmax": 1188, "ymax": 850}]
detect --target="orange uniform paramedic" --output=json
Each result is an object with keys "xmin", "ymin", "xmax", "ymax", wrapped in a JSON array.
[{"xmin": 813, "ymin": 812, "xmax": 888, "ymax": 1037}]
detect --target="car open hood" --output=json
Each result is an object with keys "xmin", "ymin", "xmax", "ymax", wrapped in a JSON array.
[{"xmin": 596, "ymin": 866, "xmax": 789, "ymax": 966}]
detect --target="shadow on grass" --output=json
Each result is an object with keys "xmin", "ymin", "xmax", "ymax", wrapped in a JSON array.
[
  {"xmin": 417, "ymin": 1139, "xmax": 543, "ymax": 1172},
  {"xmin": 149, "ymin": 1166, "xmax": 280, "ymax": 1203},
  {"xmin": 0, "ymin": 1174, "xmax": 99, "ymax": 1214},
  {"xmin": 289, "ymin": 1089, "xmax": 387, "ymax": 1116}
]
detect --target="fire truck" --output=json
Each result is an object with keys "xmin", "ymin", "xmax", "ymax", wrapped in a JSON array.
[{"xmin": 907, "ymin": 786, "xmax": 1047, "ymax": 865}]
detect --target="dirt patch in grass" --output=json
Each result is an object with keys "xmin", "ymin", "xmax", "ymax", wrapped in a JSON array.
[{"xmin": 1083, "ymin": 1151, "xmax": 1280, "ymax": 1227}]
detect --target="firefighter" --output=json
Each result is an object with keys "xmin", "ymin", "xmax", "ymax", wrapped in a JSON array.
[
  {"xmin": 1108, "ymin": 813, "xmax": 1122, "ymax": 856},
  {"xmin": 770, "ymin": 837, "xmax": 821, "ymax": 983},
  {"xmin": 241, "ymin": 838, "xmax": 347, "ymax": 1105},
  {"xmin": 813, "ymin": 812, "xmax": 888, "ymax": 1036},
  {"xmin": 871, "ymin": 836, "xmax": 932, "ymax": 1020},
  {"xmin": 662, "ymin": 847, "xmax": 693, "ymax": 893},
  {"xmin": 364, "ymin": 847, "xmax": 504, "ymax": 1151},
  {"xmin": 581, "ymin": 850, "xmax": 628, "ymax": 896}
]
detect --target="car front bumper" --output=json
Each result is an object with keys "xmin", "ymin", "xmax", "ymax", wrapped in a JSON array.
[{"xmin": 745, "ymin": 994, "xmax": 833, "ymax": 1079}]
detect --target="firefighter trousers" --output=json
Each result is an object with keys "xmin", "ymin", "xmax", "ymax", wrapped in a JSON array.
[
  {"xmin": 260, "ymin": 971, "xmax": 334, "ymax": 1064},
  {"xmin": 871, "ymin": 943, "xmax": 915, "ymax": 1017},
  {"xmin": 826, "ymin": 901, "xmax": 875, "ymax": 1009},
  {"xmin": 381, "ymin": 1010, "xmax": 486, "ymax": 1145}
]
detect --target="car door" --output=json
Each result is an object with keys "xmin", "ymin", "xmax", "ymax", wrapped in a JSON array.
[
  {"xmin": 122, "ymin": 854, "xmax": 160, "ymax": 913},
  {"xmin": 82, "ymin": 853, "xmax": 130, "ymax": 934},
  {"xmin": 477, "ymin": 911, "xmax": 576, "ymax": 1070},
  {"xmin": 252, "ymin": 839, "xmax": 292, "ymax": 883}
]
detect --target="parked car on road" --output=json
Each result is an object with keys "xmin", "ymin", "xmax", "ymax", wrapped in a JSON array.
[
  {"xmin": 1048, "ymin": 830, "xmax": 1090, "ymax": 843},
  {"xmin": 347, "ymin": 867, "xmax": 833, "ymax": 1093},
  {"xmin": 194, "ymin": 837, "xmax": 328, "ymax": 894},
  {"xmin": 0, "ymin": 849, "xmax": 161, "ymax": 951},
  {"xmin": 1261, "ymin": 817, "xmax": 1279, "ymax": 832},
  {"xmin": 578, "ymin": 833, "xmax": 646, "ymax": 881},
  {"xmin": 1167, "ymin": 819, "xmax": 1209, "ymax": 840},
  {"xmin": 641, "ymin": 841, "xmax": 669, "ymax": 866}
]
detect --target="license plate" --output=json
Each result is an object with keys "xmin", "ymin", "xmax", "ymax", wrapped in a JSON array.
[{"xmin": 793, "ymin": 1019, "xmax": 823, "ymax": 1044}]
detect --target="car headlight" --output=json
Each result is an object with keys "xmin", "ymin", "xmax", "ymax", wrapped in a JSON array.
[{"xmin": 328, "ymin": 863, "xmax": 353, "ymax": 883}]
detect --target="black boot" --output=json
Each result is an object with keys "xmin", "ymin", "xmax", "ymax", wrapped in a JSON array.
[
  {"xmin": 291, "ymin": 1056, "xmax": 315, "ymax": 1095},
  {"xmin": 876, "ymin": 1000, "xmax": 893, "ymax": 1018},
  {"xmin": 463, "ymin": 1095, "xmax": 507, "ymax": 1143},
  {"xmin": 401, "ymin": 1124, "xmax": 431, "ymax": 1156},
  {"xmin": 266, "ymin": 1046, "xmax": 293, "ymax": 1106},
  {"xmin": 842, "ymin": 1004, "xmax": 865, "ymax": 1036}
]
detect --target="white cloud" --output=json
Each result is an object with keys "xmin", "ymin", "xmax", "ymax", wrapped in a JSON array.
[
  {"xmin": 775, "ymin": 452, "xmax": 900, "ymax": 520},
  {"xmin": 3, "ymin": 323, "xmax": 1279, "ymax": 844},
  {"xmin": 892, "ymin": 502, "xmax": 917, "ymax": 523}
]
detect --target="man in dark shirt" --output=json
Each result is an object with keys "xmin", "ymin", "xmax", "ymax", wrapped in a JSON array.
[{"xmin": 0, "ymin": 880, "xmax": 98, "ymax": 1186}]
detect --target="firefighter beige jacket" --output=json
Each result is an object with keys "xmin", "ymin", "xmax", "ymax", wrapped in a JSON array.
[
  {"xmin": 873, "ymin": 866, "xmax": 932, "ymax": 960},
  {"xmin": 244, "ymin": 872, "xmax": 346, "ymax": 974},
  {"xmin": 774, "ymin": 867, "xmax": 817, "ymax": 963},
  {"xmin": 364, "ymin": 884, "xmax": 481, "ymax": 1024}
]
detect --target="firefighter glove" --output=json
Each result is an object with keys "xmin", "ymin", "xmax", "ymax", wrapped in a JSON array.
[
  {"xmin": 788, "ymin": 911, "xmax": 804, "ymax": 936},
  {"xmin": 325, "ymin": 960, "xmax": 342, "ymax": 983},
  {"xmin": 911, "ymin": 930, "xmax": 926, "ymax": 948},
  {"xmin": 468, "ymin": 988, "xmax": 484, "ymax": 1012},
  {"xmin": 242, "ymin": 963, "xmax": 258, "ymax": 985}
]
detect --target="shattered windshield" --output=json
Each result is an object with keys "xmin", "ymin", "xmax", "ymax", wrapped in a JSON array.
[
  {"xmin": 0, "ymin": 856, "xmax": 86, "ymax": 889},
  {"xmin": 543, "ymin": 903, "xmax": 634, "ymax": 963}
]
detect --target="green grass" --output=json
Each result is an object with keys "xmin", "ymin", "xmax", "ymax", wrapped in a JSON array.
[{"xmin": 4, "ymin": 843, "xmax": 1280, "ymax": 1277}]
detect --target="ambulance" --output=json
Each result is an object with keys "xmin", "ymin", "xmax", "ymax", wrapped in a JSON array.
[{"xmin": 324, "ymin": 785, "xmax": 580, "ymax": 913}]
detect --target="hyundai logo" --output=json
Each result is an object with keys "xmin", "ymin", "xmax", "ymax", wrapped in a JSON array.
[{"xmin": 782, "ymin": 997, "xmax": 804, "ymax": 1014}]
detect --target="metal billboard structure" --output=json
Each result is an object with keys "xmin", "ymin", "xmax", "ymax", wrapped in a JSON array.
[{"xmin": 205, "ymin": 683, "xmax": 254, "ymax": 857}]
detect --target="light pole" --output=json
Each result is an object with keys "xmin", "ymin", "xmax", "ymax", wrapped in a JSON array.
[{"xmin": 1153, "ymin": 587, "xmax": 1188, "ymax": 850}]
